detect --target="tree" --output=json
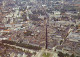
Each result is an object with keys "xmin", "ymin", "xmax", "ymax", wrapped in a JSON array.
[
  {"xmin": 64, "ymin": 53, "xmax": 69, "ymax": 57},
  {"xmin": 58, "ymin": 52, "xmax": 64, "ymax": 57},
  {"xmin": 60, "ymin": 40, "xmax": 63, "ymax": 45},
  {"xmin": 70, "ymin": 54, "xmax": 75, "ymax": 57}
]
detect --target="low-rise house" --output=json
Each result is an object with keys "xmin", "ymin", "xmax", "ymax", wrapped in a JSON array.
[
  {"xmin": 67, "ymin": 32, "xmax": 80, "ymax": 42},
  {"xmin": 53, "ymin": 11, "xmax": 61, "ymax": 18}
]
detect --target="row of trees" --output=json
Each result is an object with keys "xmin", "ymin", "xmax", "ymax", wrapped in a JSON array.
[
  {"xmin": 58, "ymin": 52, "xmax": 79, "ymax": 57},
  {"xmin": 2, "ymin": 40, "xmax": 41, "ymax": 50}
]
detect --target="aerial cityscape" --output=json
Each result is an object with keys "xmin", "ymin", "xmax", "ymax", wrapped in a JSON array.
[{"xmin": 0, "ymin": 0, "xmax": 80, "ymax": 57}]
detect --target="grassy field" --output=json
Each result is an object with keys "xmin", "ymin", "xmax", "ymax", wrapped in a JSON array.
[{"xmin": 42, "ymin": 53, "xmax": 50, "ymax": 57}]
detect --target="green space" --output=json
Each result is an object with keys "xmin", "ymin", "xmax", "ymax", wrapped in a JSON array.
[{"xmin": 42, "ymin": 53, "xmax": 50, "ymax": 57}]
